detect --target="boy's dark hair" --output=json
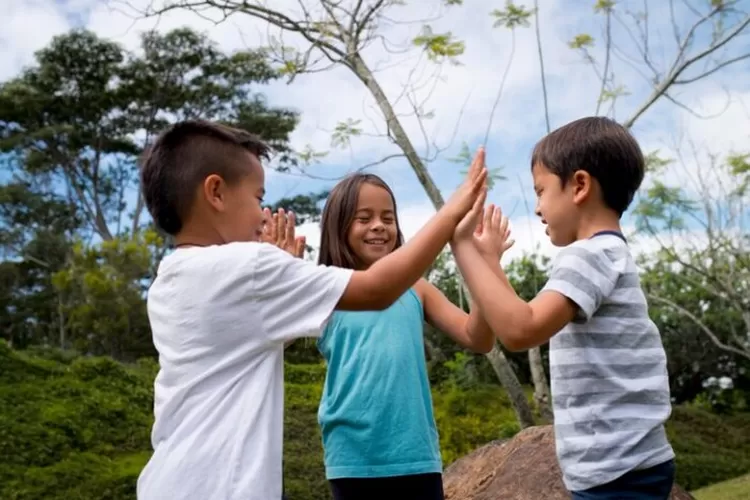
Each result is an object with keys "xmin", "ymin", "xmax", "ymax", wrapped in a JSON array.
[
  {"xmin": 531, "ymin": 116, "xmax": 645, "ymax": 216},
  {"xmin": 140, "ymin": 120, "xmax": 269, "ymax": 235},
  {"xmin": 318, "ymin": 173, "xmax": 404, "ymax": 269}
]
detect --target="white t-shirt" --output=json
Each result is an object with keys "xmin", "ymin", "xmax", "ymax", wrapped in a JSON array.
[{"xmin": 137, "ymin": 242, "xmax": 353, "ymax": 500}]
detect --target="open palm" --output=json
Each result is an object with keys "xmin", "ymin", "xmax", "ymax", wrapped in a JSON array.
[
  {"xmin": 261, "ymin": 208, "xmax": 306, "ymax": 258},
  {"xmin": 474, "ymin": 204, "xmax": 514, "ymax": 261}
]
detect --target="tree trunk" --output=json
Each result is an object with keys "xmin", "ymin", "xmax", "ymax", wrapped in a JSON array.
[
  {"xmin": 528, "ymin": 347, "xmax": 553, "ymax": 422},
  {"xmin": 346, "ymin": 51, "xmax": 535, "ymax": 427},
  {"xmin": 58, "ymin": 292, "xmax": 66, "ymax": 350},
  {"xmin": 487, "ymin": 345, "xmax": 535, "ymax": 428}
]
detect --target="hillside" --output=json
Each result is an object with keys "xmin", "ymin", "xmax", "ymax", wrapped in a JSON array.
[{"xmin": 1, "ymin": 341, "xmax": 749, "ymax": 499}]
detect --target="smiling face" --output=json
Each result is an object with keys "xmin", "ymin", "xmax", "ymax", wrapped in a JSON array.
[
  {"xmin": 532, "ymin": 162, "xmax": 579, "ymax": 247},
  {"xmin": 346, "ymin": 182, "xmax": 400, "ymax": 267}
]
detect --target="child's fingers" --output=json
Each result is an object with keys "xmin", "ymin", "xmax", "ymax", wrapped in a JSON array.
[
  {"xmin": 505, "ymin": 217, "xmax": 512, "ymax": 236},
  {"xmin": 483, "ymin": 202, "xmax": 493, "ymax": 232},
  {"xmin": 475, "ymin": 207, "xmax": 486, "ymax": 235},
  {"xmin": 491, "ymin": 204, "xmax": 502, "ymax": 231},
  {"xmin": 276, "ymin": 209, "xmax": 286, "ymax": 245},
  {"xmin": 295, "ymin": 236, "xmax": 306, "ymax": 257},
  {"xmin": 470, "ymin": 168, "xmax": 488, "ymax": 194},
  {"xmin": 270, "ymin": 213, "xmax": 279, "ymax": 241},
  {"xmin": 286, "ymin": 211, "xmax": 296, "ymax": 245},
  {"xmin": 470, "ymin": 187, "xmax": 487, "ymax": 216},
  {"xmin": 467, "ymin": 147, "xmax": 485, "ymax": 179}
]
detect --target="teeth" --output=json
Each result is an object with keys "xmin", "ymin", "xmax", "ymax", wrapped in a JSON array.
[{"xmin": 366, "ymin": 240, "xmax": 386, "ymax": 244}]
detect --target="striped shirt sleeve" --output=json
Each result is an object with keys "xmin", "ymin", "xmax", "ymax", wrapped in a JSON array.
[{"xmin": 541, "ymin": 242, "xmax": 619, "ymax": 320}]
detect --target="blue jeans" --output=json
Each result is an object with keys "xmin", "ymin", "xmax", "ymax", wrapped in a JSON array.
[{"xmin": 571, "ymin": 460, "xmax": 675, "ymax": 500}]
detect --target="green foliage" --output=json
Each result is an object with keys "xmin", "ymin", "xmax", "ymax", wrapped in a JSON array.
[
  {"xmin": 51, "ymin": 231, "xmax": 163, "ymax": 360},
  {"xmin": 491, "ymin": 1, "xmax": 534, "ymax": 29},
  {"xmin": 412, "ymin": 25, "xmax": 465, "ymax": 63},
  {"xmin": 0, "ymin": 27, "xmax": 302, "ymax": 352},
  {"xmin": 640, "ymin": 252, "xmax": 750, "ymax": 404},
  {"xmin": 568, "ymin": 33, "xmax": 594, "ymax": 49},
  {"xmin": 433, "ymin": 382, "xmax": 524, "ymax": 465},
  {"xmin": 0, "ymin": 342, "xmax": 154, "ymax": 499},
  {"xmin": 1, "ymin": 344, "xmax": 749, "ymax": 498},
  {"xmin": 270, "ymin": 191, "xmax": 330, "ymax": 226},
  {"xmin": 594, "ymin": 0, "xmax": 616, "ymax": 13},
  {"xmin": 331, "ymin": 118, "xmax": 363, "ymax": 149},
  {"xmin": 667, "ymin": 406, "xmax": 750, "ymax": 491}
]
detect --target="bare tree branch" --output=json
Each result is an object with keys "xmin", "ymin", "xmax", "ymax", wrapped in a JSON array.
[
  {"xmin": 648, "ymin": 293, "xmax": 750, "ymax": 361},
  {"xmin": 533, "ymin": 0, "xmax": 550, "ymax": 132},
  {"xmin": 622, "ymin": 8, "xmax": 750, "ymax": 128}
]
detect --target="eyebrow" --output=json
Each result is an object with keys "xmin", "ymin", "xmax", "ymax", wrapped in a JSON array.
[{"xmin": 355, "ymin": 208, "xmax": 394, "ymax": 214}]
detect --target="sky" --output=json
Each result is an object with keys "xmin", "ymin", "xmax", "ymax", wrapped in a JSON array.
[{"xmin": 2, "ymin": 0, "xmax": 749, "ymax": 262}]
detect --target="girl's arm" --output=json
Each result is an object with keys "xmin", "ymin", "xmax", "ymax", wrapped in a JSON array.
[{"xmin": 414, "ymin": 278, "xmax": 495, "ymax": 354}]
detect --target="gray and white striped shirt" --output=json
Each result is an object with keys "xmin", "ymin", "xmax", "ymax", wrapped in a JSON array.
[{"xmin": 542, "ymin": 233, "xmax": 674, "ymax": 492}]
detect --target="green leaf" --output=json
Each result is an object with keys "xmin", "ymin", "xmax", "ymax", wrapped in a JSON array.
[
  {"xmin": 413, "ymin": 25, "xmax": 465, "ymax": 63},
  {"xmin": 491, "ymin": 1, "xmax": 534, "ymax": 29},
  {"xmin": 331, "ymin": 118, "xmax": 363, "ymax": 148},
  {"xmin": 568, "ymin": 33, "xmax": 595, "ymax": 49}
]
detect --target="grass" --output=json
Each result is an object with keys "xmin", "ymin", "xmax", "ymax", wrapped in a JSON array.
[
  {"xmin": 692, "ymin": 473, "xmax": 750, "ymax": 500},
  {"xmin": 1, "ymin": 342, "xmax": 750, "ymax": 499}
]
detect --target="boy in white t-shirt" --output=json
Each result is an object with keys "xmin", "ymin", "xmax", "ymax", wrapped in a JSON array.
[{"xmin": 136, "ymin": 119, "xmax": 488, "ymax": 500}]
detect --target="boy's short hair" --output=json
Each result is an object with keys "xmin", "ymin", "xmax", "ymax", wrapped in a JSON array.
[
  {"xmin": 531, "ymin": 116, "xmax": 645, "ymax": 216},
  {"xmin": 140, "ymin": 120, "xmax": 269, "ymax": 235}
]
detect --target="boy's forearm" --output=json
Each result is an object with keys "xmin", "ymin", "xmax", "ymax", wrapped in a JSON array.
[{"xmin": 451, "ymin": 241, "xmax": 533, "ymax": 350}]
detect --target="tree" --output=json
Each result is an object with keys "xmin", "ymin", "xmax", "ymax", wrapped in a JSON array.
[
  {"xmin": 634, "ymin": 148, "xmax": 750, "ymax": 364},
  {"xmin": 51, "ymin": 232, "xmax": 163, "ymax": 360},
  {"xmin": 640, "ymin": 253, "xmax": 750, "ymax": 407},
  {"xmin": 0, "ymin": 28, "xmax": 299, "ymax": 243},
  {"xmin": 0, "ymin": 182, "xmax": 82, "ymax": 348},
  {"xmin": 0, "ymin": 27, "xmax": 301, "ymax": 352},
  {"xmin": 131, "ymin": 0, "xmax": 750, "ymax": 427}
]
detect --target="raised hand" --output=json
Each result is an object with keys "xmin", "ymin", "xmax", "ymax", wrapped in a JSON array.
[
  {"xmin": 473, "ymin": 203, "xmax": 515, "ymax": 262},
  {"xmin": 453, "ymin": 184, "xmax": 488, "ymax": 244},
  {"xmin": 261, "ymin": 208, "xmax": 307, "ymax": 258},
  {"xmin": 443, "ymin": 147, "xmax": 488, "ymax": 223}
]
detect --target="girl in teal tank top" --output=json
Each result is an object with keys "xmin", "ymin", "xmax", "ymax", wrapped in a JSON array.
[{"xmin": 315, "ymin": 173, "xmax": 511, "ymax": 500}]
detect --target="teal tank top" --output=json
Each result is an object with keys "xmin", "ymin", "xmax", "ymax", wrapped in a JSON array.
[{"xmin": 317, "ymin": 289, "xmax": 442, "ymax": 479}]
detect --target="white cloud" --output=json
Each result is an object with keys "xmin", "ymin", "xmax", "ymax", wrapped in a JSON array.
[
  {"xmin": 62, "ymin": 0, "xmax": 604, "ymax": 167},
  {"xmin": 0, "ymin": 1, "xmax": 71, "ymax": 80},
  {"xmin": 2, "ymin": 0, "xmax": 749, "ymax": 240}
]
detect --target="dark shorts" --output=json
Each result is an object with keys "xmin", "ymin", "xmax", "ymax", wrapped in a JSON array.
[
  {"xmin": 330, "ymin": 472, "xmax": 444, "ymax": 500},
  {"xmin": 571, "ymin": 460, "xmax": 675, "ymax": 500}
]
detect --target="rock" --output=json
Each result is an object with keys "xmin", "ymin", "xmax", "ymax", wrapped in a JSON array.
[{"xmin": 443, "ymin": 425, "xmax": 693, "ymax": 500}]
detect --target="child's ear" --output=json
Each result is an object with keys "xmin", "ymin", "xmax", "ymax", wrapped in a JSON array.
[
  {"xmin": 203, "ymin": 174, "xmax": 227, "ymax": 212},
  {"xmin": 571, "ymin": 170, "xmax": 592, "ymax": 205}
]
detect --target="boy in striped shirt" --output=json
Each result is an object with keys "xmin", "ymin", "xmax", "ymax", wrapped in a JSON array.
[{"xmin": 453, "ymin": 116, "xmax": 675, "ymax": 499}]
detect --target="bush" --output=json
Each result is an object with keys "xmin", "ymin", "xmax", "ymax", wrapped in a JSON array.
[
  {"xmin": 667, "ymin": 406, "xmax": 750, "ymax": 491},
  {"xmin": 1, "ymin": 343, "xmax": 749, "ymax": 498}
]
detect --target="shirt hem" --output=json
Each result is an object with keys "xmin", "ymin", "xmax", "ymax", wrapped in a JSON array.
[
  {"xmin": 325, "ymin": 460, "xmax": 443, "ymax": 479},
  {"xmin": 563, "ymin": 447, "xmax": 676, "ymax": 492}
]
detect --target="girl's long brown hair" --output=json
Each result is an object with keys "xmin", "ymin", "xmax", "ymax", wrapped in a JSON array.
[{"xmin": 318, "ymin": 173, "xmax": 404, "ymax": 269}]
